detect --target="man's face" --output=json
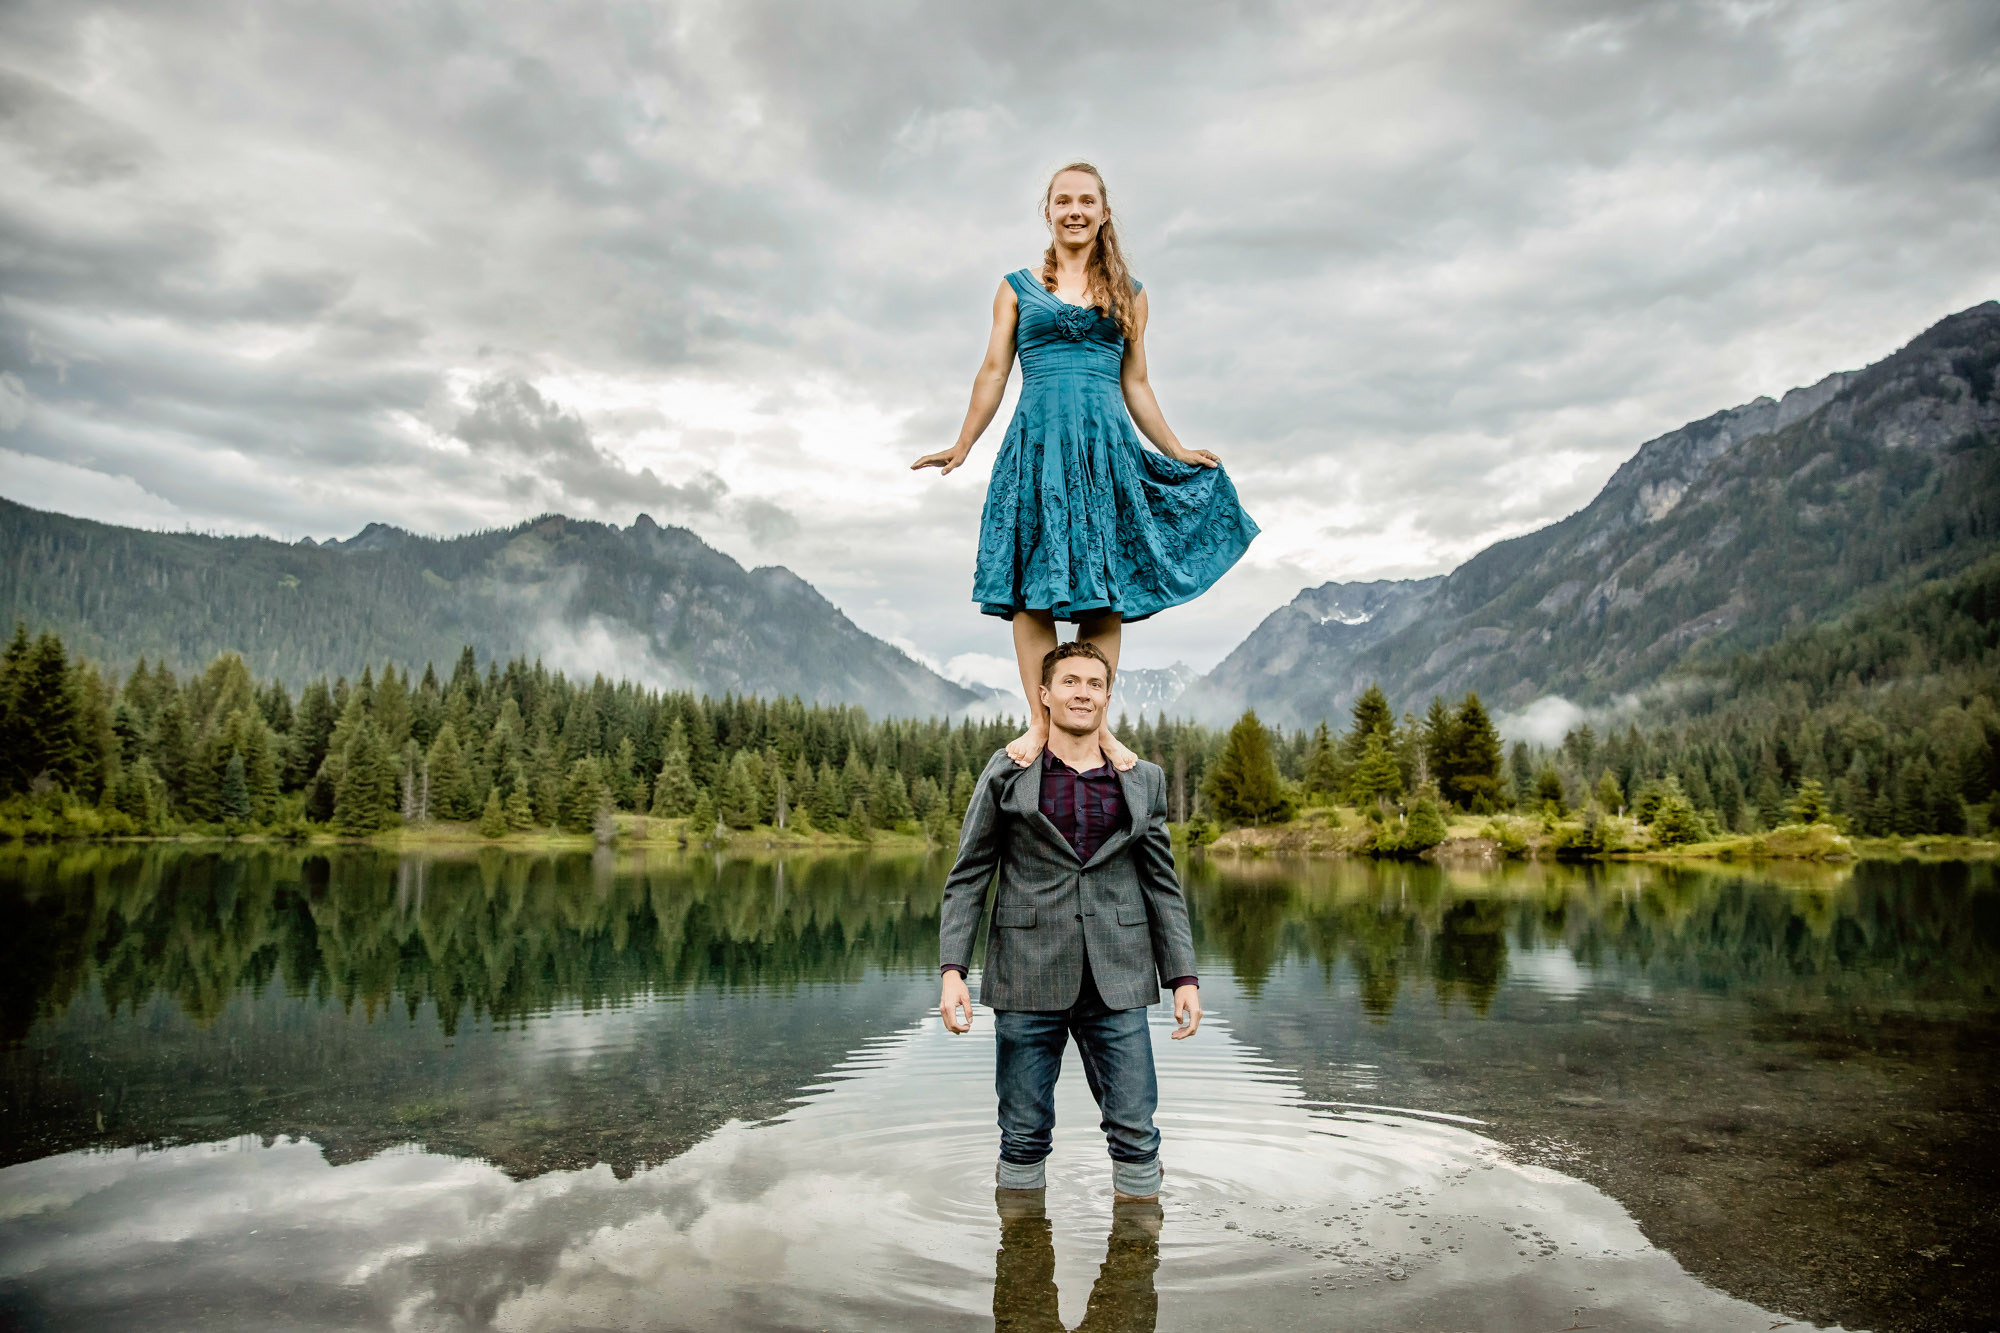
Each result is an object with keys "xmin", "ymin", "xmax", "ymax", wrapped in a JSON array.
[{"xmin": 1040, "ymin": 656, "xmax": 1110, "ymax": 738}]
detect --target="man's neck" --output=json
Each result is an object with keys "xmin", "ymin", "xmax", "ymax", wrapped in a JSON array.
[{"xmin": 1045, "ymin": 723, "xmax": 1105, "ymax": 772}]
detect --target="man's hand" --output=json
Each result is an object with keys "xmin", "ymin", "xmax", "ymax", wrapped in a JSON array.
[
  {"xmin": 940, "ymin": 971, "xmax": 973, "ymax": 1033},
  {"xmin": 1171, "ymin": 984, "xmax": 1202, "ymax": 1039}
]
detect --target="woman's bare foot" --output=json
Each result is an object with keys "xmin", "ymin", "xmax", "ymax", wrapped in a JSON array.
[
  {"xmin": 1006, "ymin": 720, "xmax": 1048, "ymax": 767},
  {"xmin": 1100, "ymin": 726, "xmax": 1138, "ymax": 772}
]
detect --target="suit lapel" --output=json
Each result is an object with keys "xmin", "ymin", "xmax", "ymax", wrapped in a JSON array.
[
  {"xmin": 1081, "ymin": 765, "xmax": 1147, "ymax": 871},
  {"xmin": 1008, "ymin": 756, "xmax": 1079, "ymax": 862}
]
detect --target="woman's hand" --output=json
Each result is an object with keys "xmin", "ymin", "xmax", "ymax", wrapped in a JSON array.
[
  {"xmin": 1169, "ymin": 445, "xmax": 1220, "ymax": 468},
  {"xmin": 912, "ymin": 444, "xmax": 972, "ymax": 475}
]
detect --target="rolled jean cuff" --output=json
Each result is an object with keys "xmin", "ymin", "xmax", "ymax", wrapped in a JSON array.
[
  {"xmin": 1113, "ymin": 1155, "xmax": 1161, "ymax": 1196},
  {"xmin": 996, "ymin": 1157, "xmax": 1047, "ymax": 1190}
]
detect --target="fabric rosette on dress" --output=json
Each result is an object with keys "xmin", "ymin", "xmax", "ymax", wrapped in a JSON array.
[{"xmin": 973, "ymin": 270, "xmax": 1259, "ymax": 624}]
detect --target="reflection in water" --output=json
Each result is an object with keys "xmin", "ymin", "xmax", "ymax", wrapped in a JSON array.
[
  {"xmin": 0, "ymin": 995, "xmax": 1823, "ymax": 1332},
  {"xmin": 1, "ymin": 847, "xmax": 1994, "ymax": 1330},
  {"xmin": 994, "ymin": 1192, "xmax": 1159, "ymax": 1333}
]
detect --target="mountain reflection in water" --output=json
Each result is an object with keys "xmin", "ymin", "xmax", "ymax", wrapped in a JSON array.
[{"xmin": 1, "ymin": 847, "xmax": 1995, "ymax": 1331}]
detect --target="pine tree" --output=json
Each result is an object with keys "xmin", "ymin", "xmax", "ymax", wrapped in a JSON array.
[
  {"xmin": 1649, "ymin": 778, "xmax": 1701, "ymax": 846},
  {"xmin": 504, "ymin": 764, "xmax": 536, "ymax": 830},
  {"xmin": 845, "ymin": 796, "xmax": 873, "ymax": 841},
  {"xmin": 1444, "ymin": 693, "xmax": 1504, "ymax": 812},
  {"xmin": 1347, "ymin": 730, "xmax": 1404, "ymax": 807},
  {"xmin": 332, "ymin": 721, "xmax": 397, "ymax": 834},
  {"xmin": 810, "ymin": 760, "xmax": 845, "ymax": 828},
  {"xmin": 1401, "ymin": 785, "xmax": 1449, "ymax": 853},
  {"xmin": 1925, "ymin": 757, "xmax": 1966, "ymax": 835},
  {"xmin": 109, "ymin": 756, "xmax": 163, "ymax": 831},
  {"xmin": 790, "ymin": 753, "xmax": 813, "ymax": 816},
  {"xmin": 426, "ymin": 722, "xmax": 477, "ymax": 821},
  {"xmin": 1420, "ymin": 697, "xmax": 1459, "ymax": 798},
  {"xmin": 1342, "ymin": 684, "xmax": 1395, "ymax": 763},
  {"xmin": 649, "ymin": 720, "xmax": 699, "ymax": 816},
  {"xmin": 610, "ymin": 736, "xmax": 639, "ymax": 810},
  {"xmin": 12, "ymin": 632, "xmax": 85, "ymax": 792},
  {"xmin": 288, "ymin": 679, "xmax": 337, "ymax": 789},
  {"xmin": 721, "ymin": 752, "xmax": 761, "ymax": 829},
  {"xmin": 911, "ymin": 775, "xmax": 939, "ymax": 821},
  {"xmin": 688, "ymin": 788, "xmax": 717, "ymax": 841},
  {"xmin": 560, "ymin": 757, "xmax": 604, "ymax": 834},
  {"xmin": 1595, "ymin": 770, "xmax": 1625, "ymax": 814},
  {"xmin": 869, "ymin": 763, "xmax": 916, "ymax": 829},
  {"xmin": 529, "ymin": 741, "xmax": 564, "ymax": 826},
  {"xmin": 1509, "ymin": 741, "xmax": 1535, "ymax": 808},
  {"xmin": 219, "ymin": 751, "xmax": 252, "ymax": 827},
  {"xmin": 1301, "ymin": 722, "xmax": 1341, "ymax": 805},
  {"xmin": 0, "ymin": 622, "xmax": 31, "ymax": 794},
  {"xmin": 373, "ymin": 665, "xmax": 411, "ymax": 750},
  {"xmin": 243, "ymin": 717, "xmax": 281, "ymax": 822},
  {"xmin": 1786, "ymin": 777, "xmax": 1830, "ymax": 825},
  {"xmin": 478, "ymin": 787, "xmax": 508, "ymax": 837},
  {"xmin": 1203, "ymin": 711, "xmax": 1295, "ymax": 827},
  {"xmin": 1754, "ymin": 771, "xmax": 1785, "ymax": 831},
  {"xmin": 1533, "ymin": 765, "xmax": 1567, "ymax": 814}
]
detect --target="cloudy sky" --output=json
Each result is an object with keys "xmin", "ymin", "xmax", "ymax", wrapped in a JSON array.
[{"xmin": 3, "ymin": 0, "xmax": 1996, "ymax": 687}]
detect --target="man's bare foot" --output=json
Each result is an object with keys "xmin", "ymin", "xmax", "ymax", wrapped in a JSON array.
[
  {"xmin": 1100, "ymin": 727, "xmax": 1138, "ymax": 772},
  {"xmin": 1006, "ymin": 721, "xmax": 1048, "ymax": 767}
]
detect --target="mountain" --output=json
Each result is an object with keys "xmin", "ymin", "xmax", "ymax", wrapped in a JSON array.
[
  {"xmin": 0, "ymin": 504, "xmax": 982, "ymax": 718},
  {"xmin": 1177, "ymin": 301, "xmax": 2000, "ymax": 729},
  {"xmin": 1112, "ymin": 662, "xmax": 1202, "ymax": 720}
]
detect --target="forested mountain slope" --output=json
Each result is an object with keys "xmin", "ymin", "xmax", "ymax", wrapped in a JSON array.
[
  {"xmin": 1180, "ymin": 301, "xmax": 2000, "ymax": 727},
  {"xmin": 0, "ymin": 505, "xmax": 979, "ymax": 718}
]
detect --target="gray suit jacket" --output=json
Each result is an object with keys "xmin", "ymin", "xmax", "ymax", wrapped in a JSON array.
[{"xmin": 939, "ymin": 749, "xmax": 1198, "ymax": 1011}]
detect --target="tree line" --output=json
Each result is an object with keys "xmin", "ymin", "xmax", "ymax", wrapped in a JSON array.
[{"xmin": 4, "ymin": 546, "xmax": 1996, "ymax": 847}]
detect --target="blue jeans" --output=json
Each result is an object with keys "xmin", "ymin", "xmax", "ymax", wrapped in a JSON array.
[{"xmin": 994, "ymin": 961, "xmax": 1162, "ymax": 1196}]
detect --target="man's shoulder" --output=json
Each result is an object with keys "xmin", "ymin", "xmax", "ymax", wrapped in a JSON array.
[{"xmin": 978, "ymin": 747, "xmax": 1018, "ymax": 779}]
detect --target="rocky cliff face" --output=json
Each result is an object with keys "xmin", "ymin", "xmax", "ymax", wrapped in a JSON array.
[{"xmin": 1177, "ymin": 301, "xmax": 2000, "ymax": 729}]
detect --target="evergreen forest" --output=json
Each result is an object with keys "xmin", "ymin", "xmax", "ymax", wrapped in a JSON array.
[{"xmin": 1, "ymin": 543, "xmax": 1994, "ymax": 846}]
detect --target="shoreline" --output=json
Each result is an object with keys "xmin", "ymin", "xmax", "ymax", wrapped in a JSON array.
[
  {"xmin": 1201, "ymin": 810, "xmax": 2000, "ymax": 864},
  {"xmin": 0, "ymin": 815, "xmax": 941, "ymax": 855}
]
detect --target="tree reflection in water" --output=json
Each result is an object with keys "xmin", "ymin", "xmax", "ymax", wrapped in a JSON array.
[
  {"xmin": 3, "ymin": 845, "xmax": 1995, "ymax": 1328},
  {"xmin": 993, "ymin": 1191, "xmax": 1159, "ymax": 1333}
]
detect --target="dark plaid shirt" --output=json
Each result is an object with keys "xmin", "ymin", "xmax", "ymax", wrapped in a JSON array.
[
  {"xmin": 942, "ymin": 750, "xmax": 1194, "ymax": 992},
  {"xmin": 1039, "ymin": 748, "xmax": 1126, "ymax": 864}
]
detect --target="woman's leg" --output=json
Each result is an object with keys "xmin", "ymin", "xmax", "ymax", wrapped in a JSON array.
[
  {"xmin": 1077, "ymin": 612, "xmax": 1137, "ymax": 771},
  {"xmin": 1006, "ymin": 610, "xmax": 1059, "ymax": 766}
]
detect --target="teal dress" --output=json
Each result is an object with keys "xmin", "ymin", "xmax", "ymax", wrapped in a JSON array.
[{"xmin": 974, "ymin": 269, "xmax": 1259, "ymax": 623}]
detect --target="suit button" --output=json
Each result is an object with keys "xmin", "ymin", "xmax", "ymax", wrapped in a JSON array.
[{"xmin": 1074, "ymin": 912, "xmax": 1083, "ymax": 921}]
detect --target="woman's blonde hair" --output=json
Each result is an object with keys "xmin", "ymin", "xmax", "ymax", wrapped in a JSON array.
[{"xmin": 1039, "ymin": 161, "xmax": 1139, "ymax": 341}]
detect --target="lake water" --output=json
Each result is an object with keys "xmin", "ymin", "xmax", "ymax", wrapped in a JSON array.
[{"xmin": 2, "ymin": 847, "xmax": 1995, "ymax": 1331}]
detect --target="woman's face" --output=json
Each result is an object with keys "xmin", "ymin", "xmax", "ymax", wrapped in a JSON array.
[{"xmin": 1046, "ymin": 170, "xmax": 1106, "ymax": 252}]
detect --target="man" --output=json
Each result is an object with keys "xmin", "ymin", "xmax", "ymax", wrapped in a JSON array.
[{"xmin": 939, "ymin": 641, "xmax": 1201, "ymax": 1202}]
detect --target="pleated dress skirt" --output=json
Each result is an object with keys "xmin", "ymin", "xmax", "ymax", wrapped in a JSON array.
[{"xmin": 973, "ymin": 270, "xmax": 1259, "ymax": 624}]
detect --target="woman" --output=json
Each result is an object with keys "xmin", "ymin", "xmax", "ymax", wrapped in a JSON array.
[{"xmin": 912, "ymin": 161, "xmax": 1259, "ymax": 768}]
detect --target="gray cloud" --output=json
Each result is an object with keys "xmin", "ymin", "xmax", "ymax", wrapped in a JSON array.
[
  {"xmin": 454, "ymin": 375, "xmax": 725, "ymax": 514},
  {"xmin": 1, "ymin": 0, "xmax": 1996, "ymax": 676}
]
